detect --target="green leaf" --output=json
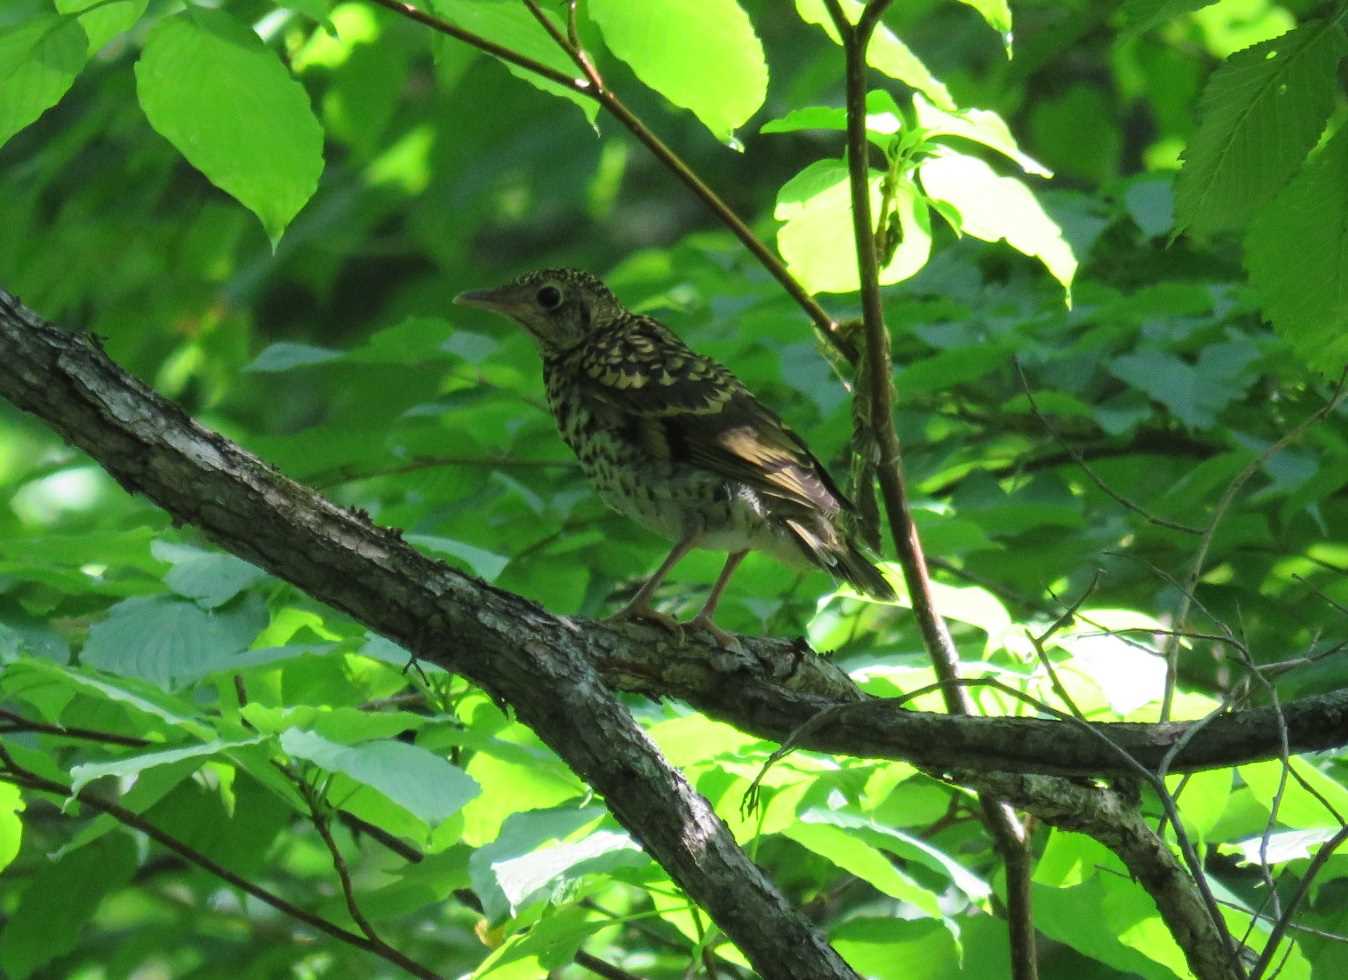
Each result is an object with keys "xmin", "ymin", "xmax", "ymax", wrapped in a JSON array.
[
  {"xmin": 1241, "ymin": 758, "xmax": 1348, "ymax": 829},
  {"xmin": 0, "ymin": 833, "xmax": 136, "ymax": 979},
  {"xmin": 279, "ymin": 728, "xmax": 479, "ymax": 826},
  {"xmin": 1119, "ymin": 0, "xmax": 1220, "ymax": 36},
  {"xmin": 2, "ymin": 658, "xmax": 211, "ymax": 738},
  {"xmin": 82, "ymin": 595, "xmax": 264, "ymax": 690},
  {"xmin": 774, "ymin": 159, "xmax": 931, "ymax": 294},
  {"xmin": 407, "ymin": 534, "xmax": 510, "ymax": 581},
  {"xmin": 467, "ymin": 806, "xmax": 606, "ymax": 922},
  {"xmin": 134, "ymin": 8, "xmax": 324, "ymax": 245},
  {"xmin": 589, "ymin": 0, "xmax": 767, "ymax": 144},
  {"xmin": 795, "ymin": 0, "xmax": 953, "ymax": 110},
  {"xmin": 918, "ymin": 149, "xmax": 1076, "ymax": 297},
  {"xmin": 761, "ymin": 91, "xmax": 902, "ymax": 149},
  {"xmin": 799, "ymin": 808, "xmax": 990, "ymax": 902},
  {"xmin": 914, "ymin": 93, "xmax": 1051, "ymax": 178},
  {"xmin": 54, "ymin": 0, "xmax": 147, "ymax": 55},
  {"xmin": 244, "ymin": 341, "xmax": 345, "ymax": 372},
  {"xmin": 1245, "ymin": 123, "xmax": 1348, "ymax": 371},
  {"xmin": 1174, "ymin": 20, "xmax": 1348, "ymax": 236},
  {"xmin": 1108, "ymin": 345, "xmax": 1258, "ymax": 429},
  {"xmin": 154, "ymin": 540, "xmax": 270, "ymax": 609},
  {"xmin": 0, "ymin": 783, "xmax": 22, "ymax": 874},
  {"xmin": 429, "ymin": 0, "xmax": 597, "ymax": 126},
  {"xmin": 68, "ymin": 737, "xmax": 263, "ymax": 797},
  {"xmin": 954, "ymin": 0, "xmax": 1011, "ymax": 38},
  {"xmin": 831, "ymin": 918, "xmax": 964, "ymax": 980},
  {"xmin": 0, "ymin": 14, "xmax": 87, "ymax": 150},
  {"xmin": 782, "ymin": 822, "xmax": 943, "ymax": 916}
]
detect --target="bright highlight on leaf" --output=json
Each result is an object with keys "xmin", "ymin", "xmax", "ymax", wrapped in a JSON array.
[
  {"xmin": 1174, "ymin": 19, "xmax": 1348, "ymax": 236},
  {"xmin": 919, "ymin": 150, "xmax": 1077, "ymax": 300},
  {"xmin": 134, "ymin": 9, "xmax": 325, "ymax": 246},
  {"xmin": 590, "ymin": 0, "xmax": 768, "ymax": 144},
  {"xmin": 775, "ymin": 159, "xmax": 932, "ymax": 294},
  {"xmin": 0, "ymin": 15, "xmax": 87, "ymax": 151}
]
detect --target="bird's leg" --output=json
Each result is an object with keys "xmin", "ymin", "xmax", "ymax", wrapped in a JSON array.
[
  {"xmin": 605, "ymin": 530, "xmax": 700, "ymax": 639},
  {"xmin": 688, "ymin": 550, "xmax": 747, "ymax": 649}
]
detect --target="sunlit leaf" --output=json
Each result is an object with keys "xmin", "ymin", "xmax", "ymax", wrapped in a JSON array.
[
  {"xmin": 918, "ymin": 149, "xmax": 1076, "ymax": 298},
  {"xmin": 135, "ymin": 8, "xmax": 324, "ymax": 245},
  {"xmin": 0, "ymin": 14, "xmax": 87, "ymax": 150},
  {"xmin": 590, "ymin": 0, "xmax": 767, "ymax": 144}
]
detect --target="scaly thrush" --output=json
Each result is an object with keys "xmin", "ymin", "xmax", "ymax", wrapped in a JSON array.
[{"xmin": 455, "ymin": 269, "xmax": 894, "ymax": 646}]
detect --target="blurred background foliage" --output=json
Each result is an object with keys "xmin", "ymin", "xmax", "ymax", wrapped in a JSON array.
[{"xmin": 1, "ymin": 0, "xmax": 1347, "ymax": 977}]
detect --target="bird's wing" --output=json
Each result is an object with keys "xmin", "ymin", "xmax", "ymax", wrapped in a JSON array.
[{"xmin": 571, "ymin": 319, "xmax": 852, "ymax": 516}]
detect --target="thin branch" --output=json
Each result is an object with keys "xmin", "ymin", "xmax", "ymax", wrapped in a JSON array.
[
  {"xmin": 0, "ymin": 708, "xmax": 151, "ymax": 748},
  {"xmin": 0, "ymin": 746, "xmax": 441, "ymax": 980},
  {"xmin": 364, "ymin": 0, "xmax": 853, "ymax": 361},
  {"xmin": 824, "ymin": 3, "xmax": 1036, "ymax": 976},
  {"xmin": 295, "ymin": 771, "xmax": 387, "ymax": 946},
  {"xmin": 1249, "ymin": 826, "xmax": 1348, "ymax": 980},
  {"xmin": 1163, "ymin": 370, "xmax": 1348, "ymax": 720},
  {"xmin": 1013, "ymin": 358, "xmax": 1202, "ymax": 535}
]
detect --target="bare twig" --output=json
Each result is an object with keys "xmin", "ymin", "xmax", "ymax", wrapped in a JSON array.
[
  {"xmin": 1014, "ymin": 358, "xmax": 1202, "ymax": 534},
  {"xmin": 1163, "ymin": 370, "xmax": 1348, "ymax": 720}
]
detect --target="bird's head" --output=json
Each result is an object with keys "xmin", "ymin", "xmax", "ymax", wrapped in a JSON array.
[{"xmin": 454, "ymin": 269, "xmax": 624, "ymax": 353}]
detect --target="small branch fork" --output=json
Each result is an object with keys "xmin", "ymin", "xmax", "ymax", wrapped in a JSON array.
[{"xmin": 363, "ymin": 0, "xmax": 856, "ymax": 362}]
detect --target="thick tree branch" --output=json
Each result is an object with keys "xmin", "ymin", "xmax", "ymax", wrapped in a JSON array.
[
  {"xmin": 0, "ymin": 289, "xmax": 858, "ymax": 980},
  {"xmin": 6, "ymin": 292, "xmax": 1348, "ymax": 977}
]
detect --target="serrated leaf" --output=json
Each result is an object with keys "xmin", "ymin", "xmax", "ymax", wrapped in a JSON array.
[
  {"xmin": 590, "ymin": 0, "xmax": 767, "ymax": 144},
  {"xmin": 467, "ymin": 806, "xmax": 606, "ymax": 922},
  {"xmin": 134, "ymin": 8, "xmax": 324, "ymax": 245},
  {"xmin": 918, "ymin": 149, "xmax": 1076, "ymax": 297},
  {"xmin": 1245, "ymin": 123, "xmax": 1348, "ymax": 371},
  {"xmin": 429, "ymin": 0, "xmax": 597, "ymax": 126},
  {"xmin": 913, "ymin": 93, "xmax": 1051, "ymax": 177},
  {"xmin": 0, "ymin": 14, "xmax": 87, "ymax": 150},
  {"xmin": 3, "ymin": 659, "xmax": 211, "ymax": 738},
  {"xmin": 280, "ymin": 728, "xmax": 479, "ymax": 825},
  {"xmin": 1175, "ymin": 20, "xmax": 1348, "ymax": 235},
  {"xmin": 795, "ymin": 0, "xmax": 954, "ymax": 110}
]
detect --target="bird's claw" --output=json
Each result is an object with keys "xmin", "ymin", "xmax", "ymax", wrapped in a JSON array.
[
  {"xmin": 605, "ymin": 604, "xmax": 685, "ymax": 645},
  {"xmin": 688, "ymin": 614, "xmax": 744, "ymax": 654}
]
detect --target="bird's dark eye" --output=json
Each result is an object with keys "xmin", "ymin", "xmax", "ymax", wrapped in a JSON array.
[{"xmin": 536, "ymin": 285, "xmax": 563, "ymax": 310}]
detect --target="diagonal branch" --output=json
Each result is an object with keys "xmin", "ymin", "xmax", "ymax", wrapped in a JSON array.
[
  {"xmin": 0, "ymin": 289, "xmax": 858, "ymax": 980},
  {"xmin": 364, "ymin": 0, "xmax": 854, "ymax": 361}
]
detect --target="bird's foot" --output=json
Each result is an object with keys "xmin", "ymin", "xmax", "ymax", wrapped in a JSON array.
[
  {"xmin": 605, "ymin": 602, "xmax": 685, "ymax": 645},
  {"xmin": 687, "ymin": 614, "xmax": 744, "ymax": 654}
]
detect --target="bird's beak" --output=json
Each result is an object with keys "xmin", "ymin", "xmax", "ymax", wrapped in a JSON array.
[{"xmin": 454, "ymin": 284, "xmax": 520, "ymax": 314}]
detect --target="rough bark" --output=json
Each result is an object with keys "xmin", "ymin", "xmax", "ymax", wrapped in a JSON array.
[
  {"xmin": 3, "ymin": 289, "xmax": 1346, "ymax": 979},
  {"xmin": 0, "ymin": 290, "xmax": 860, "ymax": 979}
]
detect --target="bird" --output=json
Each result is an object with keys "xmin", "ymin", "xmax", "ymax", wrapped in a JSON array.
[{"xmin": 454, "ymin": 268, "xmax": 895, "ymax": 646}]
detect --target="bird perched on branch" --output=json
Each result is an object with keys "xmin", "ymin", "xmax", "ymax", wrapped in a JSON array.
[{"xmin": 455, "ymin": 269, "xmax": 894, "ymax": 646}]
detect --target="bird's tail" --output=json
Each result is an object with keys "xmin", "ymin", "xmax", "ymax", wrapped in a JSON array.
[{"xmin": 785, "ymin": 519, "xmax": 897, "ymax": 601}]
